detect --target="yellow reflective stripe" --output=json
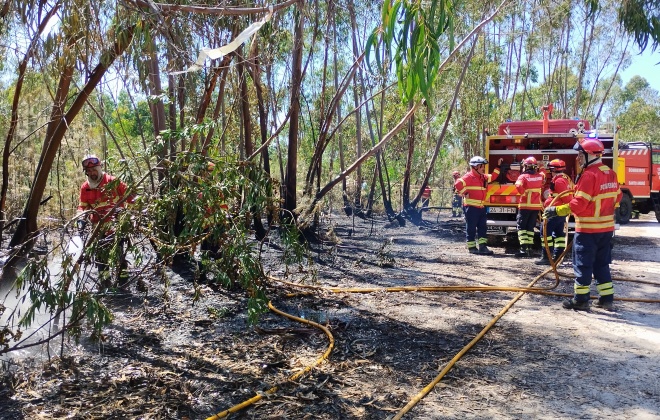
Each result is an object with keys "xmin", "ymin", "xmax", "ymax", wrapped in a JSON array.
[
  {"xmin": 520, "ymin": 202, "xmax": 542, "ymax": 209},
  {"xmin": 575, "ymin": 219, "xmax": 615, "ymax": 229},
  {"xmin": 574, "ymin": 284, "xmax": 591, "ymax": 295},
  {"xmin": 575, "ymin": 191, "xmax": 593, "ymax": 200},
  {"xmin": 577, "ymin": 214, "xmax": 616, "ymax": 222},
  {"xmin": 463, "ymin": 186, "xmax": 485, "ymax": 191},
  {"xmin": 597, "ymin": 282, "xmax": 614, "ymax": 296},
  {"xmin": 467, "ymin": 241, "xmax": 476, "ymax": 248},
  {"xmin": 478, "ymin": 237, "xmax": 488, "ymax": 245},
  {"xmin": 598, "ymin": 192, "xmax": 620, "ymax": 199},
  {"xmin": 575, "ymin": 222, "xmax": 615, "ymax": 229},
  {"xmin": 463, "ymin": 198, "xmax": 483, "ymax": 206}
]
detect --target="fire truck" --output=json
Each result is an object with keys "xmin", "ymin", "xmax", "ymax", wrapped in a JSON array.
[{"xmin": 483, "ymin": 105, "xmax": 660, "ymax": 239}]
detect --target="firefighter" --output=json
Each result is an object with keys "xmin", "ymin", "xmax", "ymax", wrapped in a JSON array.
[
  {"xmin": 455, "ymin": 156, "xmax": 503, "ymax": 255},
  {"xmin": 77, "ymin": 154, "xmax": 135, "ymax": 289},
  {"xmin": 451, "ymin": 171, "xmax": 462, "ymax": 217},
  {"xmin": 536, "ymin": 159, "xmax": 574, "ymax": 265},
  {"xmin": 421, "ymin": 185, "xmax": 432, "ymax": 210},
  {"xmin": 514, "ymin": 157, "xmax": 545, "ymax": 258},
  {"xmin": 544, "ymin": 138, "xmax": 622, "ymax": 311}
]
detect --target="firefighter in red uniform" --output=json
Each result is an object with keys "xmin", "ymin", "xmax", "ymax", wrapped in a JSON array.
[
  {"xmin": 514, "ymin": 157, "xmax": 545, "ymax": 258},
  {"xmin": 544, "ymin": 138, "xmax": 622, "ymax": 311},
  {"xmin": 451, "ymin": 171, "xmax": 462, "ymax": 217},
  {"xmin": 455, "ymin": 156, "xmax": 503, "ymax": 255},
  {"xmin": 421, "ymin": 185, "xmax": 432, "ymax": 210},
  {"xmin": 536, "ymin": 159, "xmax": 574, "ymax": 265},
  {"xmin": 77, "ymin": 154, "xmax": 134, "ymax": 288}
]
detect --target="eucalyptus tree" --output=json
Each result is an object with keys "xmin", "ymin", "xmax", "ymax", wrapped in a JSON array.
[
  {"xmin": 4, "ymin": 0, "xmax": 139, "ymax": 266},
  {"xmin": 609, "ymin": 76, "xmax": 660, "ymax": 143}
]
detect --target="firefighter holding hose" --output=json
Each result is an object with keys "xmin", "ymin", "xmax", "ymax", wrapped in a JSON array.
[
  {"xmin": 536, "ymin": 159, "xmax": 574, "ymax": 265},
  {"xmin": 544, "ymin": 138, "xmax": 622, "ymax": 311},
  {"xmin": 77, "ymin": 154, "xmax": 135, "ymax": 289},
  {"xmin": 454, "ymin": 156, "xmax": 503, "ymax": 255}
]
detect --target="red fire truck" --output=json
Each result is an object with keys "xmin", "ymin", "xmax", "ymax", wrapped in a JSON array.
[{"xmin": 483, "ymin": 106, "xmax": 660, "ymax": 239}]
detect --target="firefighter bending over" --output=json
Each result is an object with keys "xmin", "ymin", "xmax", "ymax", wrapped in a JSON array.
[
  {"xmin": 536, "ymin": 159, "xmax": 573, "ymax": 265},
  {"xmin": 77, "ymin": 154, "xmax": 134, "ymax": 289},
  {"xmin": 544, "ymin": 138, "xmax": 621, "ymax": 311},
  {"xmin": 514, "ymin": 157, "xmax": 545, "ymax": 258},
  {"xmin": 451, "ymin": 171, "xmax": 462, "ymax": 217},
  {"xmin": 454, "ymin": 156, "xmax": 503, "ymax": 255}
]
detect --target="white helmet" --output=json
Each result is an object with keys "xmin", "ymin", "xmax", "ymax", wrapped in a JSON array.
[{"xmin": 469, "ymin": 156, "xmax": 488, "ymax": 167}]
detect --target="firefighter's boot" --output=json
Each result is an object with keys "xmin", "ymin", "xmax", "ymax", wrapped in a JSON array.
[
  {"xmin": 594, "ymin": 298, "xmax": 615, "ymax": 312},
  {"xmin": 468, "ymin": 246, "xmax": 479, "ymax": 254},
  {"xmin": 477, "ymin": 244, "xmax": 494, "ymax": 255},
  {"xmin": 534, "ymin": 251, "xmax": 550, "ymax": 265},
  {"xmin": 562, "ymin": 298, "xmax": 590, "ymax": 311},
  {"xmin": 515, "ymin": 246, "xmax": 528, "ymax": 258}
]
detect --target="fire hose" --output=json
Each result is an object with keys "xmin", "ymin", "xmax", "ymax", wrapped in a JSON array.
[{"xmin": 206, "ymin": 191, "xmax": 660, "ymax": 418}]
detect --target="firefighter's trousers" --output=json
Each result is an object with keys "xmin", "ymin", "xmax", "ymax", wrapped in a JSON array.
[
  {"xmin": 516, "ymin": 209, "xmax": 538, "ymax": 248},
  {"xmin": 452, "ymin": 194, "xmax": 463, "ymax": 217},
  {"xmin": 541, "ymin": 216, "xmax": 566, "ymax": 254},
  {"xmin": 572, "ymin": 231, "xmax": 615, "ymax": 303},
  {"xmin": 464, "ymin": 206, "xmax": 487, "ymax": 248}
]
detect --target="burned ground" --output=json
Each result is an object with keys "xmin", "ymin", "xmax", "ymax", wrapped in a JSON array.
[{"xmin": 1, "ymin": 212, "xmax": 659, "ymax": 419}]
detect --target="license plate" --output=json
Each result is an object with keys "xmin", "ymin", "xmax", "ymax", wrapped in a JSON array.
[
  {"xmin": 487, "ymin": 226, "xmax": 506, "ymax": 235},
  {"xmin": 488, "ymin": 206, "xmax": 517, "ymax": 214}
]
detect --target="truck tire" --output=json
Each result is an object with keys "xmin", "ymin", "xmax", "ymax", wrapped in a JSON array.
[
  {"xmin": 616, "ymin": 194, "xmax": 632, "ymax": 224},
  {"xmin": 656, "ymin": 210, "xmax": 660, "ymax": 223}
]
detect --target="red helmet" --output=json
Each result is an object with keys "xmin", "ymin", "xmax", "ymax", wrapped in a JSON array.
[
  {"xmin": 522, "ymin": 157, "xmax": 537, "ymax": 166},
  {"xmin": 548, "ymin": 159, "xmax": 566, "ymax": 171},
  {"xmin": 574, "ymin": 138, "xmax": 604, "ymax": 154}
]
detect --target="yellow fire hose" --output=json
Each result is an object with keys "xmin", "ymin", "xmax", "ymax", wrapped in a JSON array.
[
  {"xmin": 205, "ymin": 301, "xmax": 334, "ymax": 420},
  {"xmin": 393, "ymin": 266, "xmax": 553, "ymax": 419},
  {"xmin": 207, "ymin": 189, "xmax": 660, "ymax": 418}
]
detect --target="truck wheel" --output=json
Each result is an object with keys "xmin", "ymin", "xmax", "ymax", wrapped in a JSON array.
[
  {"xmin": 656, "ymin": 210, "xmax": 660, "ymax": 223},
  {"xmin": 616, "ymin": 194, "xmax": 632, "ymax": 224}
]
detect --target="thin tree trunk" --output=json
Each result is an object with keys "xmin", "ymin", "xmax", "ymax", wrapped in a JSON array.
[
  {"xmin": 283, "ymin": 4, "xmax": 305, "ymax": 215},
  {"xmin": 6, "ymin": 24, "xmax": 136, "ymax": 265},
  {"xmin": 0, "ymin": 3, "xmax": 60, "ymax": 244}
]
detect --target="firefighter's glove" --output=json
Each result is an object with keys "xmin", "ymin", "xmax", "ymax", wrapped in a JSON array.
[{"xmin": 543, "ymin": 204, "xmax": 570, "ymax": 219}]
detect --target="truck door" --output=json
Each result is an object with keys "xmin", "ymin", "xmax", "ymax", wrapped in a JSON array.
[{"xmin": 653, "ymin": 147, "xmax": 660, "ymax": 192}]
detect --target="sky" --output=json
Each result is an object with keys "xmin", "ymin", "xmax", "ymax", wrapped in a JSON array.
[{"xmin": 619, "ymin": 46, "xmax": 660, "ymax": 92}]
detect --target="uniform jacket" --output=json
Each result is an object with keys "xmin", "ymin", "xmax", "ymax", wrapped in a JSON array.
[
  {"xmin": 455, "ymin": 167, "xmax": 501, "ymax": 208},
  {"xmin": 78, "ymin": 173, "xmax": 132, "ymax": 224},
  {"xmin": 543, "ymin": 172, "xmax": 574, "ymax": 208},
  {"xmin": 568, "ymin": 161, "xmax": 622, "ymax": 233},
  {"xmin": 421, "ymin": 186, "xmax": 432, "ymax": 199},
  {"xmin": 515, "ymin": 170, "xmax": 545, "ymax": 210}
]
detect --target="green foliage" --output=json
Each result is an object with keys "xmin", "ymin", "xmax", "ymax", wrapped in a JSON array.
[
  {"xmin": 617, "ymin": 0, "xmax": 660, "ymax": 52},
  {"xmin": 366, "ymin": 0, "xmax": 455, "ymax": 103},
  {"xmin": 146, "ymin": 152, "xmax": 276, "ymax": 323}
]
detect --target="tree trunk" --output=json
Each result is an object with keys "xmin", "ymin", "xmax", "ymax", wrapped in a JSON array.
[
  {"xmin": 0, "ymin": 4, "xmax": 60, "ymax": 245},
  {"xmin": 283, "ymin": 5, "xmax": 305, "ymax": 215},
  {"xmin": 6, "ymin": 24, "xmax": 136, "ymax": 267}
]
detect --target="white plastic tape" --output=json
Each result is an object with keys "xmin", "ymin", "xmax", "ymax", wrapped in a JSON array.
[{"xmin": 170, "ymin": 9, "xmax": 273, "ymax": 75}]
